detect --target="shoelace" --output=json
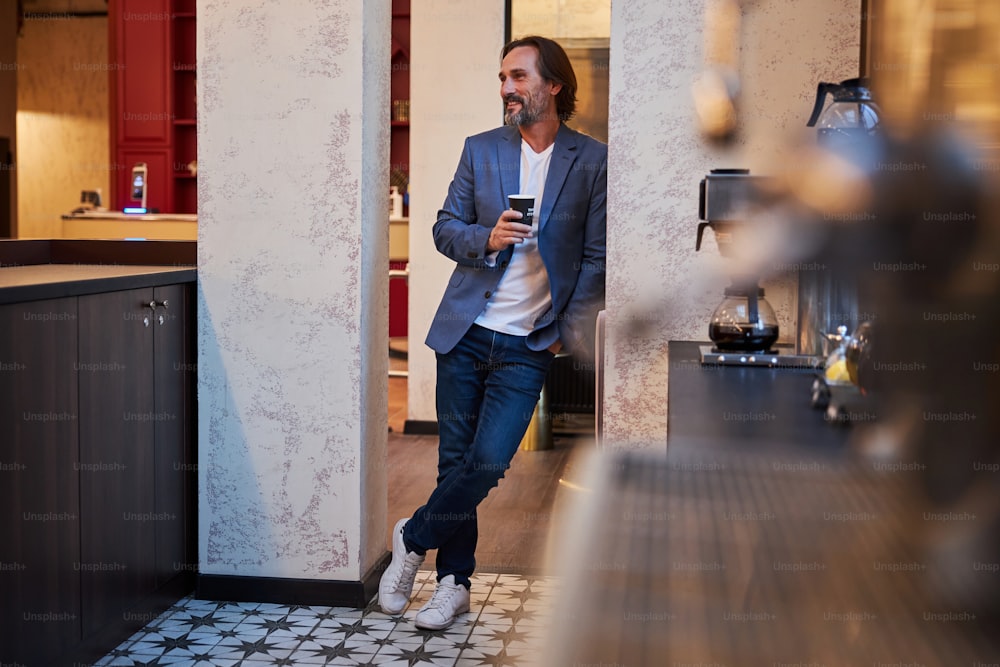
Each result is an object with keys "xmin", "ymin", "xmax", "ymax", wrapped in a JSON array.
[
  {"xmin": 389, "ymin": 553, "xmax": 422, "ymax": 592},
  {"xmin": 423, "ymin": 583, "xmax": 458, "ymax": 611}
]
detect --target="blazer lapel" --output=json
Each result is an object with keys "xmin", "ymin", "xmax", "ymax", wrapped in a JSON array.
[
  {"xmin": 497, "ymin": 126, "xmax": 521, "ymax": 208},
  {"xmin": 538, "ymin": 125, "xmax": 578, "ymax": 231}
]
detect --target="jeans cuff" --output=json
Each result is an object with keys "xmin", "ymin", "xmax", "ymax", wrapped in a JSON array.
[
  {"xmin": 401, "ymin": 530, "xmax": 426, "ymax": 557},
  {"xmin": 441, "ymin": 573, "xmax": 472, "ymax": 589}
]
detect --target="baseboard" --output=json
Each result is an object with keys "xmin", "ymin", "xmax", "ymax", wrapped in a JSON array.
[
  {"xmin": 403, "ymin": 417, "xmax": 593, "ymax": 438},
  {"xmin": 403, "ymin": 419, "xmax": 438, "ymax": 435},
  {"xmin": 195, "ymin": 552, "xmax": 391, "ymax": 609}
]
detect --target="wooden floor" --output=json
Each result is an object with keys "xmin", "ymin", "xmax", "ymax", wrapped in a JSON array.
[{"xmin": 385, "ymin": 342, "xmax": 593, "ymax": 574}]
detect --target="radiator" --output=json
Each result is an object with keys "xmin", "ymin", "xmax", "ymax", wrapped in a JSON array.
[{"xmin": 546, "ymin": 354, "xmax": 596, "ymax": 415}]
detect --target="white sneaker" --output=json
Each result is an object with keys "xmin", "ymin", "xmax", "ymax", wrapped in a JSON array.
[
  {"xmin": 414, "ymin": 574, "xmax": 471, "ymax": 630},
  {"xmin": 378, "ymin": 518, "xmax": 425, "ymax": 615}
]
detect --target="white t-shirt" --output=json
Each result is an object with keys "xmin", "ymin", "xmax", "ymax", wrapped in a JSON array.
[{"xmin": 475, "ymin": 139, "xmax": 554, "ymax": 335}]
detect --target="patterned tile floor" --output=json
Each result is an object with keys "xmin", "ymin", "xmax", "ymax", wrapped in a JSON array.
[{"xmin": 96, "ymin": 572, "xmax": 555, "ymax": 666}]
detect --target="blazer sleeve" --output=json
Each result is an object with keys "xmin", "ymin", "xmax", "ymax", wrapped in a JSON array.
[{"xmin": 432, "ymin": 137, "xmax": 494, "ymax": 267}]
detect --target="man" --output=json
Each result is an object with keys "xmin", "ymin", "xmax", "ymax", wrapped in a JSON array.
[{"xmin": 378, "ymin": 35, "xmax": 607, "ymax": 630}]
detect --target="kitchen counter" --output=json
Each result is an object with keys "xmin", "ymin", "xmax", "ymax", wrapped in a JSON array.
[
  {"xmin": 61, "ymin": 211, "xmax": 197, "ymax": 241},
  {"xmin": 0, "ymin": 239, "xmax": 196, "ymax": 304},
  {"xmin": 62, "ymin": 210, "xmax": 198, "ymax": 222},
  {"xmin": 666, "ymin": 341, "xmax": 851, "ymax": 456},
  {"xmin": 545, "ymin": 341, "xmax": 998, "ymax": 665},
  {"xmin": 0, "ymin": 264, "xmax": 196, "ymax": 304},
  {"xmin": 389, "ymin": 215, "xmax": 408, "ymax": 260}
]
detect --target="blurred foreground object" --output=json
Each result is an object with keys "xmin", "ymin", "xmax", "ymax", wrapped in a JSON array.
[
  {"xmin": 542, "ymin": 445, "xmax": 998, "ymax": 665},
  {"xmin": 692, "ymin": 0, "xmax": 742, "ymax": 144},
  {"xmin": 539, "ymin": 2, "xmax": 1000, "ymax": 663}
]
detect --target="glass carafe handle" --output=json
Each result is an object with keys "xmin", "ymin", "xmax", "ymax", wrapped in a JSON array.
[
  {"xmin": 747, "ymin": 288, "xmax": 759, "ymax": 325},
  {"xmin": 807, "ymin": 82, "xmax": 837, "ymax": 126},
  {"xmin": 696, "ymin": 222, "xmax": 712, "ymax": 251}
]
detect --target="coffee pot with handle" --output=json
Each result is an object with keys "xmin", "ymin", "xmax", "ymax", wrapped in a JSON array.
[{"xmin": 806, "ymin": 77, "xmax": 881, "ymax": 150}]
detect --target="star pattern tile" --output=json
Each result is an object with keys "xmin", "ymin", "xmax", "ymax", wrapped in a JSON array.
[{"xmin": 94, "ymin": 573, "xmax": 554, "ymax": 667}]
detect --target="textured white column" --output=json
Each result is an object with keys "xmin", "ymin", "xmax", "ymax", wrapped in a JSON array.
[
  {"xmin": 407, "ymin": 0, "xmax": 506, "ymax": 425},
  {"xmin": 197, "ymin": 0, "xmax": 390, "ymax": 582},
  {"xmin": 604, "ymin": 0, "xmax": 860, "ymax": 449}
]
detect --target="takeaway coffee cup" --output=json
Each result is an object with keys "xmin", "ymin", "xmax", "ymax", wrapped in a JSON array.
[{"xmin": 508, "ymin": 194, "xmax": 535, "ymax": 227}]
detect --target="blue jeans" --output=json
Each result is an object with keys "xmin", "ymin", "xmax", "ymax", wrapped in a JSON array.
[{"xmin": 403, "ymin": 324, "xmax": 555, "ymax": 588}]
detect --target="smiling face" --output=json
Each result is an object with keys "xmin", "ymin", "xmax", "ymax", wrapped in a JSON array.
[{"xmin": 499, "ymin": 45, "xmax": 562, "ymax": 127}]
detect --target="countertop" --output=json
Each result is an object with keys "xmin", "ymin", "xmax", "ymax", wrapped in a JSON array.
[
  {"xmin": 61, "ymin": 210, "xmax": 197, "ymax": 222},
  {"xmin": 667, "ymin": 341, "xmax": 851, "ymax": 457},
  {"xmin": 60, "ymin": 212, "xmax": 198, "ymax": 241},
  {"xmin": 0, "ymin": 240, "xmax": 196, "ymax": 305},
  {"xmin": 544, "ymin": 341, "xmax": 998, "ymax": 665},
  {"xmin": 0, "ymin": 264, "xmax": 196, "ymax": 305}
]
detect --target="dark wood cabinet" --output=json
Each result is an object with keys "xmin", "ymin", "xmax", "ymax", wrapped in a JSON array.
[
  {"xmin": 0, "ymin": 278, "xmax": 196, "ymax": 666},
  {"xmin": 0, "ymin": 298, "xmax": 82, "ymax": 665},
  {"xmin": 78, "ymin": 288, "xmax": 157, "ymax": 636},
  {"xmin": 151, "ymin": 285, "xmax": 197, "ymax": 590}
]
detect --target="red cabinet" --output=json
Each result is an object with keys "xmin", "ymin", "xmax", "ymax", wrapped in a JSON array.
[
  {"xmin": 109, "ymin": 0, "xmax": 197, "ymax": 214},
  {"xmin": 391, "ymin": 1, "xmax": 409, "ymax": 337}
]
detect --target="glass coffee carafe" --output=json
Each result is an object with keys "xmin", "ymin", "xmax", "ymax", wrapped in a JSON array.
[
  {"xmin": 708, "ymin": 284, "xmax": 779, "ymax": 352},
  {"xmin": 806, "ymin": 77, "xmax": 881, "ymax": 149}
]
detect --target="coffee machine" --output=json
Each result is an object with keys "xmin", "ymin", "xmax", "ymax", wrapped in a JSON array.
[{"xmin": 696, "ymin": 169, "xmax": 820, "ymax": 367}]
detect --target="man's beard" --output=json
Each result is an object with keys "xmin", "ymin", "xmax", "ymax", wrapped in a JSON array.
[{"xmin": 504, "ymin": 89, "xmax": 550, "ymax": 126}]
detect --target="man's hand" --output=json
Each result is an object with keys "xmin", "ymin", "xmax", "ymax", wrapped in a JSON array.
[{"xmin": 486, "ymin": 209, "xmax": 533, "ymax": 253}]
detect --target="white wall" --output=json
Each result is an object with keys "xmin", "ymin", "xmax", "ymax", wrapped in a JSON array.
[
  {"xmin": 602, "ymin": 0, "xmax": 861, "ymax": 450},
  {"xmin": 407, "ymin": 0, "xmax": 506, "ymax": 424},
  {"xmin": 15, "ymin": 15, "xmax": 109, "ymax": 239},
  {"xmin": 197, "ymin": 0, "xmax": 390, "ymax": 581},
  {"xmin": 511, "ymin": 0, "xmax": 610, "ymax": 39}
]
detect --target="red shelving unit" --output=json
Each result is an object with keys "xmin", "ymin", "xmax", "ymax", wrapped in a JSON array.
[
  {"xmin": 108, "ymin": 0, "xmax": 197, "ymax": 214},
  {"xmin": 389, "ymin": 1, "xmax": 410, "ymax": 338}
]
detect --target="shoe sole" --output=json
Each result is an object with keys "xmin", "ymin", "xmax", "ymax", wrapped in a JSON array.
[
  {"xmin": 414, "ymin": 603, "xmax": 471, "ymax": 631},
  {"xmin": 379, "ymin": 599, "xmax": 406, "ymax": 616}
]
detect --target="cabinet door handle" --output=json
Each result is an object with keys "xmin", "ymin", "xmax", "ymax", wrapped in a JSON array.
[
  {"xmin": 156, "ymin": 300, "xmax": 170, "ymax": 310},
  {"xmin": 145, "ymin": 300, "xmax": 157, "ymax": 311}
]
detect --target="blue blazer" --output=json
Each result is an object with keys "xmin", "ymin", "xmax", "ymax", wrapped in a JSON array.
[{"xmin": 425, "ymin": 124, "xmax": 607, "ymax": 358}]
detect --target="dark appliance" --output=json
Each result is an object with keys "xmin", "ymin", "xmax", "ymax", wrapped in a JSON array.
[{"xmin": 696, "ymin": 169, "xmax": 819, "ymax": 368}]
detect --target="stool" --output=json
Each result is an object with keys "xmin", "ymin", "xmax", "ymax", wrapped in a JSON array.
[{"xmin": 519, "ymin": 380, "xmax": 552, "ymax": 451}]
